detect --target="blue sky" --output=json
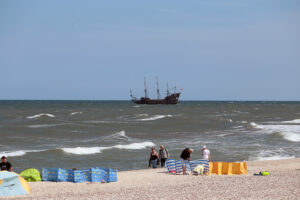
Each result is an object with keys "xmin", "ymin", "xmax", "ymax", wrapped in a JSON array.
[{"xmin": 0, "ymin": 0, "xmax": 299, "ymax": 100}]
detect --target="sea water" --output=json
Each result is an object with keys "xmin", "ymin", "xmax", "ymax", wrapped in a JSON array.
[{"xmin": 0, "ymin": 100, "xmax": 299, "ymax": 172}]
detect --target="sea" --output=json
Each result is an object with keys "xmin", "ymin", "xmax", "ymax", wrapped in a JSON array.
[{"xmin": 0, "ymin": 100, "xmax": 299, "ymax": 172}]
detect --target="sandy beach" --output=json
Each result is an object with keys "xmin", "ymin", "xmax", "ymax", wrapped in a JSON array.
[{"xmin": 2, "ymin": 158, "xmax": 299, "ymax": 200}]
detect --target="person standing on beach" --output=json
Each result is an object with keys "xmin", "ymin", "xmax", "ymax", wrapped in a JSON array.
[
  {"xmin": 0, "ymin": 156, "xmax": 12, "ymax": 172},
  {"xmin": 202, "ymin": 146, "xmax": 211, "ymax": 162},
  {"xmin": 159, "ymin": 145, "xmax": 169, "ymax": 168},
  {"xmin": 148, "ymin": 147, "xmax": 159, "ymax": 168},
  {"xmin": 180, "ymin": 148, "xmax": 193, "ymax": 175}
]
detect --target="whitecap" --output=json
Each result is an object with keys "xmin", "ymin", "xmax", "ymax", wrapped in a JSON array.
[
  {"xmin": 113, "ymin": 141, "xmax": 155, "ymax": 150},
  {"xmin": 281, "ymin": 119, "xmax": 300, "ymax": 124},
  {"xmin": 62, "ymin": 147, "xmax": 109, "ymax": 155},
  {"xmin": 26, "ymin": 113, "xmax": 55, "ymax": 119},
  {"xmin": 70, "ymin": 112, "xmax": 82, "ymax": 116},
  {"xmin": 61, "ymin": 141, "xmax": 155, "ymax": 155},
  {"xmin": 26, "ymin": 123, "xmax": 65, "ymax": 128},
  {"xmin": 251, "ymin": 122, "xmax": 300, "ymax": 142},
  {"xmin": 135, "ymin": 114, "xmax": 149, "ymax": 118},
  {"xmin": 249, "ymin": 150, "xmax": 295, "ymax": 161},
  {"xmin": 0, "ymin": 149, "xmax": 44, "ymax": 157},
  {"xmin": 137, "ymin": 115, "xmax": 172, "ymax": 121}
]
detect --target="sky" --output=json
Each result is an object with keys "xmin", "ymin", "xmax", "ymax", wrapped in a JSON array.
[{"xmin": 0, "ymin": 0, "xmax": 299, "ymax": 100}]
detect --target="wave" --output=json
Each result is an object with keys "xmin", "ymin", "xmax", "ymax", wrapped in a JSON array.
[
  {"xmin": 281, "ymin": 119, "xmax": 300, "ymax": 124},
  {"xmin": 26, "ymin": 123, "xmax": 66, "ymax": 128},
  {"xmin": 61, "ymin": 147, "xmax": 108, "ymax": 155},
  {"xmin": 255, "ymin": 155, "xmax": 295, "ymax": 161},
  {"xmin": 26, "ymin": 113, "xmax": 55, "ymax": 119},
  {"xmin": 137, "ymin": 115, "xmax": 172, "ymax": 121},
  {"xmin": 251, "ymin": 122, "xmax": 300, "ymax": 142},
  {"xmin": 70, "ymin": 112, "xmax": 82, "ymax": 116},
  {"xmin": 110, "ymin": 130, "xmax": 130, "ymax": 140},
  {"xmin": 61, "ymin": 141, "xmax": 155, "ymax": 155},
  {"xmin": 249, "ymin": 150, "xmax": 295, "ymax": 161},
  {"xmin": 135, "ymin": 114, "xmax": 149, "ymax": 118},
  {"xmin": 113, "ymin": 142, "xmax": 154, "ymax": 150},
  {"xmin": 0, "ymin": 150, "xmax": 44, "ymax": 157}
]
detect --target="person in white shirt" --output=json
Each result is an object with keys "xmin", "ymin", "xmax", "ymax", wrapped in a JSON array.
[{"xmin": 202, "ymin": 146, "xmax": 211, "ymax": 162}]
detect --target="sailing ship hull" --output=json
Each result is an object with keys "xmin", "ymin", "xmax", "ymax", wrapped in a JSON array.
[{"xmin": 132, "ymin": 93, "xmax": 180, "ymax": 105}]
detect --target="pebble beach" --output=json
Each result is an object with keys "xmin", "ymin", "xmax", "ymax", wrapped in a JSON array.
[{"xmin": 3, "ymin": 158, "xmax": 300, "ymax": 200}]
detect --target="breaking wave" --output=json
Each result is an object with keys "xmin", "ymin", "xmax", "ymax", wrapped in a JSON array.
[
  {"xmin": 26, "ymin": 113, "xmax": 55, "ymax": 119},
  {"xmin": 137, "ymin": 115, "xmax": 172, "ymax": 121},
  {"xmin": 249, "ymin": 150, "xmax": 295, "ymax": 161},
  {"xmin": 251, "ymin": 121, "xmax": 300, "ymax": 142},
  {"xmin": 0, "ymin": 150, "xmax": 44, "ymax": 157},
  {"xmin": 62, "ymin": 147, "xmax": 108, "ymax": 155},
  {"xmin": 281, "ymin": 119, "xmax": 300, "ymax": 124},
  {"xmin": 61, "ymin": 141, "xmax": 155, "ymax": 155},
  {"xmin": 26, "ymin": 123, "xmax": 66, "ymax": 128},
  {"xmin": 70, "ymin": 112, "xmax": 82, "ymax": 116},
  {"xmin": 113, "ymin": 142, "xmax": 155, "ymax": 150}
]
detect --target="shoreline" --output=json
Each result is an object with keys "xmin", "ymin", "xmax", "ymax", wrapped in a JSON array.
[{"xmin": 3, "ymin": 158, "xmax": 300, "ymax": 200}]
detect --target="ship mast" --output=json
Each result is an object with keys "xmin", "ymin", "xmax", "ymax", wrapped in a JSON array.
[
  {"xmin": 166, "ymin": 82, "xmax": 170, "ymax": 96},
  {"xmin": 144, "ymin": 77, "xmax": 149, "ymax": 98},
  {"xmin": 156, "ymin": 77, "xmax": 161, "ymax": 99}
]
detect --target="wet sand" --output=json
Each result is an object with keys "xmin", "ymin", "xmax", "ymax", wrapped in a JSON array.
[{"xmin": 4, "ymin": 158, "xmax": 300, "ymax": 200}]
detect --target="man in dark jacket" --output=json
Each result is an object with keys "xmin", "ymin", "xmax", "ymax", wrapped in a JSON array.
[
  {"xmin": 180, "ymin": 148, "xmax": 193, "ymax": 175},
  {"xmin": 0, "ymin": 156, "xmax": 12, "ymax": 172}
]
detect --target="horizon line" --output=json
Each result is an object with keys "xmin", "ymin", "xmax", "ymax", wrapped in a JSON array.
[{"xmin": 0, "ymin": 99, "xmax": 300, "ymax": 102}]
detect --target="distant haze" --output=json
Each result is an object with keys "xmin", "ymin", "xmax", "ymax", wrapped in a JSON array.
[{"xmin": 0, "ymin": 0, "xmax": 299, "ymax": 100}]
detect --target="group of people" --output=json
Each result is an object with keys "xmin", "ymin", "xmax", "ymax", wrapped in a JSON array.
[
  {"xmin": 149, "ymin": 145, "xmax": 211, "ymax": 175},
  {"xmin": 148, "ymin": 145, "xmax": 169, "ymax": 168}
]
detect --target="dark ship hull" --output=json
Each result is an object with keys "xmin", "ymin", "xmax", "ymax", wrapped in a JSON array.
[
  {"xmin": 132, "ymin": 93, "xmax": 180, "ymax": 105},
  {"xmin": 130, "ymin": 78, "xmax": 181, "ymax": 105}
]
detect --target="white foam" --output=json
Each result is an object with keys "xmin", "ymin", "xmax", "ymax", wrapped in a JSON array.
[
  {"xmin": 281, "ymin": 119, "xmax": 300, "ymax": 124},
  {"xmin": 113, "ymin": 142, "xmax": 155, "ymax": 150},
  {"xmin": 62, "ymin": 147, "xmax": 108, "ymax": 155},
  {"xmin": 0, "ymin": 149, "xmax": 44, "ymax": 157},
  {"xmin": 26, "ymin": 123, "xmax": 65, "ymax": 128},
  {"xmin": 251, "ymin": 121, "xmax": 300, "ymax": 142},
  {"xmin": 70, "ymin": 112, "xmax": 82, "ymax": 116},
  {"xmin": 27, "ymin": 113, "xmax": 55, "ymax": 119},
  {"xmin": 137, "ymin": 115, "xmax": 172, "ymax": 121},
  {"xmin": 250, "ymin": 122, "xmax": 265, "ymax": 129},
  {"xmin": 250, "ymin": 150, "xmax": 296, "ymax": 161},
  {"xmin": 0, "ymin": 151, "xmax": 26, "ymax": 157},
  {"xmin": 256, "ymin": 155, "xmax": 296, "ymax": 161},
  {"xmin": 112, "ymin": 130, "xmax": 127, "ymax": 138},
  {"xmin": 61, "ymin": 141, "xmax": 155, "ymax": 155},
  {"xmin": 135, "ymin": 114, "xmax": 149, "ymax": 117}
]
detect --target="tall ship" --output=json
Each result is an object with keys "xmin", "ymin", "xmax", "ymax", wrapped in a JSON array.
[{"xmin": 130, "ymin": 78, "xmax": 182, "ymax": 105}]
